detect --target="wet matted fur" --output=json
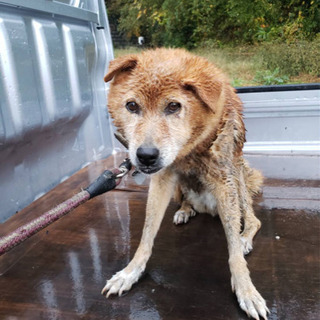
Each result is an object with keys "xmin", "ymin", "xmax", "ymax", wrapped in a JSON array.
[{"xmin": 102, "ymin": 48, "xmax": 269, "ymax": 319}]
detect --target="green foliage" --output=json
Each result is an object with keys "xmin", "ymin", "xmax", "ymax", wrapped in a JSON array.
[
  {"xmin": 257, "ymin": 38, "xmax": 320, "ymax": 76},
  {"xmin": 106, "ymin": 0, "xmax": 162, "ymax": 45},
  {"xmin": 106, "ymin": 0, "xmax": 320, "ymax": 47},
  {"xmin": 115, "ymin": 45, "xmax": 320, "ymax": 86},
  {"xmin": 231, "ymin": 78, "xmax": 246, "ymax": 87},
  {"xmin": 254, "ymin": 68, "xmax": 289, "ymax": 85},
  {"xmin": 107, "ymin": 0, "xmax": 320, "ymax": 85}
]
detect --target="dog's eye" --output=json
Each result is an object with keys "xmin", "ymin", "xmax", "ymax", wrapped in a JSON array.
[
  {"xmin": 126, "ymin": 101, "xmax": 140, "ymax": 114},
  {"xmin": 165, "ymin": 102, "xmax": 181, "ymax": 115}
]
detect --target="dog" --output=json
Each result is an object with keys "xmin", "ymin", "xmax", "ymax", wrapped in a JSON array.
[{"xmin": 101, "ymin": 48, "xmax": 269, "ymax": 319}]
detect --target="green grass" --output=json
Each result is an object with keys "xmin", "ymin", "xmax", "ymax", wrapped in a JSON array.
[
  {"xmin": 114, "ymin": 43, "xmax": 320, "ymax": 87},
  {"xmin": 193, "ymin": 46, "xmax": 261, "ymax": 86},
  {"xmin": 114, "ymin": 47, "xmax": 145, "ymax": 56}
]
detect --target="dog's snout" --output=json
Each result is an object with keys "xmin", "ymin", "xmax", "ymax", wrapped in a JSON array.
[{"xmin": 136, "ymin": 147, "xmax": 160, "ymax": 166}]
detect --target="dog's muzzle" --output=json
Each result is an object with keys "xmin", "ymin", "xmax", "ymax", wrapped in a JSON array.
[{"xmin": 136, "ymin": 147, "xmax": 162, "ymax": 174}]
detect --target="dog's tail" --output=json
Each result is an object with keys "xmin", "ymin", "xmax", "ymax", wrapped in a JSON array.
[{"xmin": 243, "ymin": 160, "xmax": 264, "ymax": 196}]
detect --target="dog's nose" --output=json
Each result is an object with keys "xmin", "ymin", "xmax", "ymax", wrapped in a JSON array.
[{"xmin": 136, "ymin": 147, "xmax": 160, "ymax": 166}]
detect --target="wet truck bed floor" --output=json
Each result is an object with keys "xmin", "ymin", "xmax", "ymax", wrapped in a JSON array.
[{"xmin": 0, "ymin": 154, "xmax": 319, "ymax": 320}]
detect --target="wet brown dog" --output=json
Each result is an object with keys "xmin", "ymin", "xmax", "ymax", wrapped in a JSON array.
[{"xmin": 102, "ymin": 48, "xmax": 269, "ymax": 319}]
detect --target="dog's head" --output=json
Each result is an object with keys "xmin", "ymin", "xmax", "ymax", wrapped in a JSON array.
[{"xmin": 104, "ymin": 48, "xmax": 228, "ymax": 174}]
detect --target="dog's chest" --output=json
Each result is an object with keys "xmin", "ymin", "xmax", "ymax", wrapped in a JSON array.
[
  {"xmin": 178, "ymin": 172, "xmax": 217, "ymax": 215},
  {"xmin": 185, "ymin": 188, "xmax": 217, "ymax": 215}
]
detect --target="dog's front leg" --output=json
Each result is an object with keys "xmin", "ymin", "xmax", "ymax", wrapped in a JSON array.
[
  {"xmin": 215, "ymin": 177, "xmax": 269, "ymax": 320},
  {"xmin": 102, "ymin": 169, "xmax": 176, "ymax": 298}
]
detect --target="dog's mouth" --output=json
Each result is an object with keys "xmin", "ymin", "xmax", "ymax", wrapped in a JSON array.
[{"xmin": 137, "ymin": 165, "xmax": 163, "ymax": 175}]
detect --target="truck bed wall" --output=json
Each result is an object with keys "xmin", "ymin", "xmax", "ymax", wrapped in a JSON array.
[{"xmin": 0, "ymin": 0, "xmax": 116, "ymax": 222}]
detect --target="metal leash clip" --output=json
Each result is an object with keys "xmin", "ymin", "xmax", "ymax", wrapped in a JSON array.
[{"xmin": 114, "ymin": 158, "xmax": 132, "ymax": 179}]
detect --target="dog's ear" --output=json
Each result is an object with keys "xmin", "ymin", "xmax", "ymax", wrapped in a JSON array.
[
  {"xmin": 104, "ymin": 55, "xmax": 138, "ymax": 82},
  {"xmin": 181, "ymin": 78, "xmax": 223, "ymax": 114}
]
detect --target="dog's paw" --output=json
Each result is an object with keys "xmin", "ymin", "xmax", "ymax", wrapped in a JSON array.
[
  {"xmin": 101, "ymin": 268, "xmax": 142, "ymax": 298},
  {"xmin": 240, "ymin": 236, "xmax": 253, "ymax": 255},
  {"xmin": 231, "ymin": 277, "xmax": 269, "ymax": 320},
  {"xmin": 173, "ymin": 208, "xmax": 196, "ymax": 225}
]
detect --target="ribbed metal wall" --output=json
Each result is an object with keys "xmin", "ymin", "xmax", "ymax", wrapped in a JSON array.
[
  {"xmin": 0, "ymin": 0, "xmax": 115, "ymax": 222},
  {"xmin": 241, "ymin": 88, "xmax": 320, "ymax": 180}
]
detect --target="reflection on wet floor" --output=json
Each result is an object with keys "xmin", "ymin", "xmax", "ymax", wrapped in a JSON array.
[
  {"xmin": 89, "ymin": 228, "xmax": 103, "ymax": 283},
  {"xmin": 68, "ymin": 251, "xmax": 85, "ymax": 315},
  {"xmin": 0, "ymin": 154, "xmax": 319, "ymax": 319},
  {"xmin": 40, "ymin": 280, "xmax": 59, "ymax": 320}
]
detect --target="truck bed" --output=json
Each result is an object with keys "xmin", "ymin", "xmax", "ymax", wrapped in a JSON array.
[{"xmin": 0, "ymin": 153, "xmax": 319, "ymax": 320}]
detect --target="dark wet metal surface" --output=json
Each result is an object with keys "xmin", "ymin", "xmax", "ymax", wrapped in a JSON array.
[{"xmin": 0, "ymin": 154, "xmax": 319, "ymax": 319}]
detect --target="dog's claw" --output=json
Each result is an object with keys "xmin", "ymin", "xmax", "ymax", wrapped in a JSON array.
[
  {"xmin": 173, "ymin": 208, "xmax": 196, "ymax": 225},
  {"xmin": 238, "ymin": 294, "xmax": 269, "ymax": 319},
  {"xmin": 106, "ymin": 285, "xmax": 119, "ymax": 298},
  {"xmin": 102, "ymin": 268, "xmax": 142, "ymax": 298},
  {"xmin": 241, "ymin": 236, "xmax": 253, "ymax": 255},
  {"xmin": 233, "ymin": 275, "xmax": 269, "ymax": 319},
  {"xmin": 173, "ymin": 210, "xmax": 189, "ymax": 224},
  {"xmin": 240, "ymin": 299, "xmax": 259, "ymax": 320}
]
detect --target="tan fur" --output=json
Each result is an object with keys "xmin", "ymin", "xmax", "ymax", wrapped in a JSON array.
[{"xmin": 102, "ymin": 48, "xmax": 269, "ymax": 320}]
